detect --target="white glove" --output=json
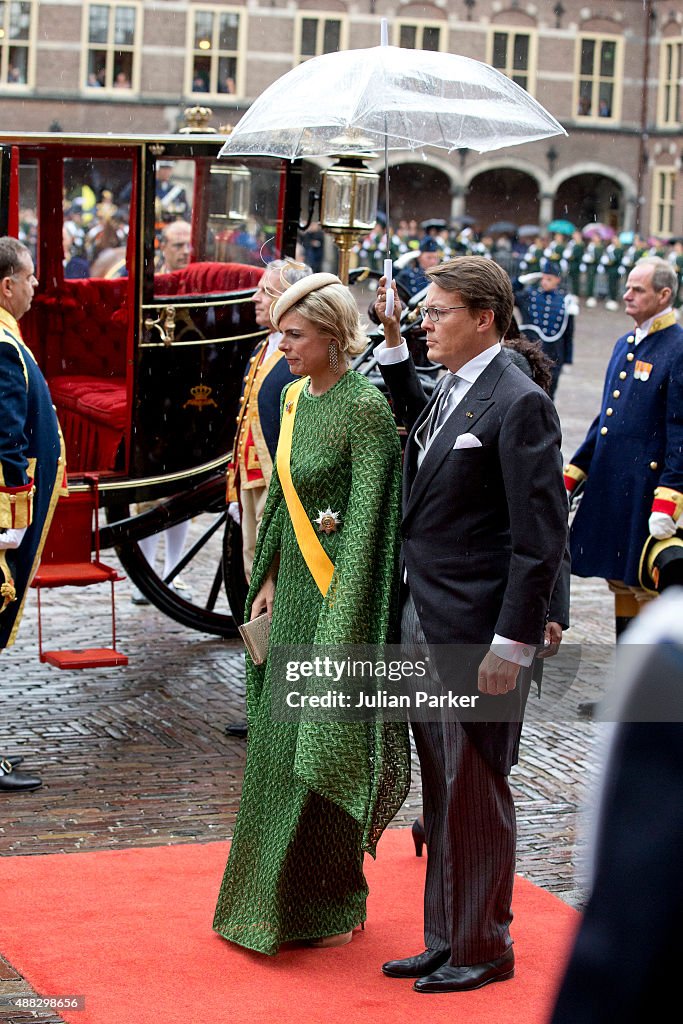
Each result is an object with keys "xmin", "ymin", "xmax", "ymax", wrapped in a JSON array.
[
  {"xmin": 0, "ymin": 527, "xmax": 26, "ymax": 550},
  {"xmin": 518, "ymin": 272, "xmax": 542, "ymax": 285},
  {"xmin": 228, "ymin": 501, "xmax": 241, "ymax": 525},
  {"xmin": 648, "ymin": 511, "xmax": 677, "ymax": 540},
  {"xmin": 568, "ymin": 491, "xmax": 582, "ymax": 513}
]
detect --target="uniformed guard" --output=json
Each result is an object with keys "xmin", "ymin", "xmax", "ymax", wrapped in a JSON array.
[
  {"xmin": 394, "ymin": 236, "xmax": 442, "ymax": 302},
  {"xmin": 513, "ymin": 260, "xmax": 577, "ymax": 399},
  {"xmin": 600, "ymin": 239, "xmax": 625, "ymax": 311},
  {"xmin": 543, "ymin": 230, "xmax": 570, "ymax": 275},
  {"xmin": 582, "ymin": 231, "xmax": 605, "ymax": 307},
  {"xmin": 564, "ymin": 256, "xmax": 683, "ymax": 715},
  {"xmin": 0, "ymin": 237, "xmax": 67, "ymax": 791},
  {"xmin": 563, "ymin": 230, "xmax": 585, "ymax": 298},
  {"xmin": 518, "ymin": 234, "xmax": 545, "ymax": 275}
]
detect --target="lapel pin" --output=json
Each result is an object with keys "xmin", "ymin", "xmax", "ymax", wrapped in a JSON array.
[{"xmin": 465, "ymin": 411, "xmax": 474, "ymax": 418}]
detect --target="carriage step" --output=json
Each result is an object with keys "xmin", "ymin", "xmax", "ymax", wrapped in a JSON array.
[{"xmin": 40, "ymin": 647, "xmax": 129, "ymax": 669}]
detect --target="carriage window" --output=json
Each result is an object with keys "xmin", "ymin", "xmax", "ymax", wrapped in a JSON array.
[
  {"xmin": 63, "ymin": 157, "xmax": 133, "ymax": 278},
  {"xmin": 83, "ymin": 1, "xmax": 140, "ymax": 91},
  {"xmin": 18, "ymin": 158, "xmax": 38, "ymax": 265},
  {"xmin": 204, "ymin": 163, "xmax": 281, "ymax": 267},
  {"xmin": 188, "ymin": 5, "xmax": 243, "ymax": 97},
  {"xmin": 152, "ymin": 159, "xmax": 283, "ymax": 299}
]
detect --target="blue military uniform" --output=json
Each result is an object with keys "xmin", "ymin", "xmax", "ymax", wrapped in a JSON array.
[
  {"xmin": 394, "ymin": 261, "xmax": 431, "ymax": 301},
  {"xmin": 566, "ymin": 311, "xmax": 683, "ymax": 587},
  {"xmin": 514, "ymin": 264, "xmax": 576, "ymax": 399},
  {"xmin": 0, "ymin": 309, "xmax": 66, "ymax": 648},
  {"xmin": 393, "ymin": 236, "xmax": 441, "ymax": 303}
]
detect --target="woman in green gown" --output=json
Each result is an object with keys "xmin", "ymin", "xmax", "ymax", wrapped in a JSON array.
[{"xmin": 213, "ymin": 273, "xmax": 411, "ymax": 955}]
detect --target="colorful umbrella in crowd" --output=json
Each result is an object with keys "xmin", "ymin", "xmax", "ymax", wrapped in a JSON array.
[
  {"xmin": 582, "ymin": 222, "xmax": 616, "ymax": 240},
  {"xmin": 547, "ymin": 219, "xmax": 576, "ymax": 236}
]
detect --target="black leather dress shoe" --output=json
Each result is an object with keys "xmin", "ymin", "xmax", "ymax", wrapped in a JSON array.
[
  {"xmin": 382, "ymin": 948, "xmax": 450, "ymax": 979},
  {"xmin": 4, "ymin": 755, "xmax": 23, "ymax": 768},
  {"xmin": 225, "ymin": 722, "xmax": 248, "ymax": 738},
  {"xmin": 0, "ymin": 759, "xmax": 42, "ymax": 792},
  {"xmin": 413, "ymin": 947, "xmax": 514, "ymax": 993}
]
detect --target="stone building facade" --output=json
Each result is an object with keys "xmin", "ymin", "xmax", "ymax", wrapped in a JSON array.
[{"xmin": 0, "ymin": 0, "xmax": 681, "ymax": 236}]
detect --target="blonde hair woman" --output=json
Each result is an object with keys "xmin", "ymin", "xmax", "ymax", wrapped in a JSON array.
[{"xmin": 213, "ymin": 274, "xmax": 410, "ymax": 954}]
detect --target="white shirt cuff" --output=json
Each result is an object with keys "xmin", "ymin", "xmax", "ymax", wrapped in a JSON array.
[
  {"xmin": 0, "ymin": 527, "xmax": 27, "ymax": 550},
  {"xmin": 374, "ymin": 339, "xmax": 409, "ymax": 365},
  {"xmin": 491, "ymin": 634, "xmax": 536, "ymax": 667}
]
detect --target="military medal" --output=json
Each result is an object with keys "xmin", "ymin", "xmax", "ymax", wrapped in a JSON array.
[
  {"xmin": 314, "ymin": 508, "xmax": 341, "ymax": 534},
  {"xmin": 634, "ymin": 360, "xmax": 652, "ymax": 382}
]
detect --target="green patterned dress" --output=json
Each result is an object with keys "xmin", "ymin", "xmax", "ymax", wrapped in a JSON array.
[{"xmin": 213, "ymin": 370, "xmax": 410, "ymax": 955}]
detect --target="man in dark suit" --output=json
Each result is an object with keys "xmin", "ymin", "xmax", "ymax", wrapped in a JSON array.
[{"xmin": 374, "ymin": 256, "xmax": 568, "ymax": 993}]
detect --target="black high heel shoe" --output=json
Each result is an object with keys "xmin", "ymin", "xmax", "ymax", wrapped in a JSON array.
[{"xmin": 412, "ymin": 818, "xmax": 426, "ymax": 857}]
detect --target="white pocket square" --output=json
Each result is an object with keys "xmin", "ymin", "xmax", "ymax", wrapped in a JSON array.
[{"xmin": 453, "ymin": 432, "xmax": 482, "ymax": 449}]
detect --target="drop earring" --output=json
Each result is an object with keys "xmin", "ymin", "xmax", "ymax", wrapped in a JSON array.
[{"xmin": 328, "ymin": 341, "xmax": 339, "ymax": 374}]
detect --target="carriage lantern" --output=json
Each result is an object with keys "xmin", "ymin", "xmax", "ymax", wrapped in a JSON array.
[{"xmin": 319, "ymin": 140, "xmax": 379, "ymax": 283}]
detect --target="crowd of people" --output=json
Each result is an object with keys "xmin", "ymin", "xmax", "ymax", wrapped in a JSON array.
[
  {"xmin": 2, "ymin": 207, "xmax": 682, "ymax": 1015},
  {"xmin": 353, "ymin": 217, "xmax": 683, "ymax": 310}
]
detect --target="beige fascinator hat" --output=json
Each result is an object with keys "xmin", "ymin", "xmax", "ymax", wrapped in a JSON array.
[{"xmin": 271, "ymin": 273, "xmax": 343, "ymax": 330}]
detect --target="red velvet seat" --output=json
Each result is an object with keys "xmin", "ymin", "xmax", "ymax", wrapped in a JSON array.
[
  {"xmin": 48, "ymin": 375, "xmax": 127, "ymax": 472},
  {"xmin": 153, "ymin": 261, "xmax": 264, "ymax": 297}
]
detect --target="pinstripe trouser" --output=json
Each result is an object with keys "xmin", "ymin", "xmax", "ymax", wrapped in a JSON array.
[{"xmin": 401, "ymin": 592, "xmax": 516, "ymax": 965}]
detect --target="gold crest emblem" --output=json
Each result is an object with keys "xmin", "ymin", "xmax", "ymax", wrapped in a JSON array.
[{"xmin": 183, "ymin": 384, "xmax": 218, "ymax": 410}]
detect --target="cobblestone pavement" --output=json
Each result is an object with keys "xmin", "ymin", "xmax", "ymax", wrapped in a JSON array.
[{"xmin": 0, "ymin": 299, "xmax": 627, "ymax": 1019}]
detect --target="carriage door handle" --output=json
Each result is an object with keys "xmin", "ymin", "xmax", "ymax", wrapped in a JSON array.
[{"xmin": 144, "ymin": 306, "xmax": 176, "ymax": 346}]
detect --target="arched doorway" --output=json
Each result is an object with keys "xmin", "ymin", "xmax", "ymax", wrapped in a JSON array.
[
  {"xmin": 466, "ymin": 168, "xmax": 540, "ymax": 232},
  {"xmin": 555, "ymin": 174, "xmax": 624, "ymax": 231}
]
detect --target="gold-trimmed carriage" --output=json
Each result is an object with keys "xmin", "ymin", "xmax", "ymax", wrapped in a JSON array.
[{"xmin": 0, "ymin": 120, "xmax": 432, "ymax": 665}]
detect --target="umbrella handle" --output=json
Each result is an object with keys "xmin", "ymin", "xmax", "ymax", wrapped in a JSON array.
[{"xmin": 384, "ymin": 258, "xmax": 394, "ymax": 316}]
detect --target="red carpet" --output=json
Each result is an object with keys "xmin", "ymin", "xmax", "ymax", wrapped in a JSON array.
[{"xmin": 1, "ymin": 829, "xmax": 578, "ymax": 1024}]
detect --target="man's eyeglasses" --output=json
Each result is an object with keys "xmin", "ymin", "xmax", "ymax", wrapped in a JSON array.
[{"xmin": 422, "ymin": 305, "xmax": 468, "ymax": 323}]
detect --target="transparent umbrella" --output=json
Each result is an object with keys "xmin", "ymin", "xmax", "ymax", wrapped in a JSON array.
[
  {"xmin": 219, "ymin": 30, "xmax": 565, "ymax": 293},
  {"xmin": 219, "ymin": 46, "xmax": 566, "ymax": 160}
]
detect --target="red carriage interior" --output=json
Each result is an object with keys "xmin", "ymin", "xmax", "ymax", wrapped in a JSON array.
[{"xmin": 20, "ymin": 263, "xmax": 264, "ymax": 475}]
